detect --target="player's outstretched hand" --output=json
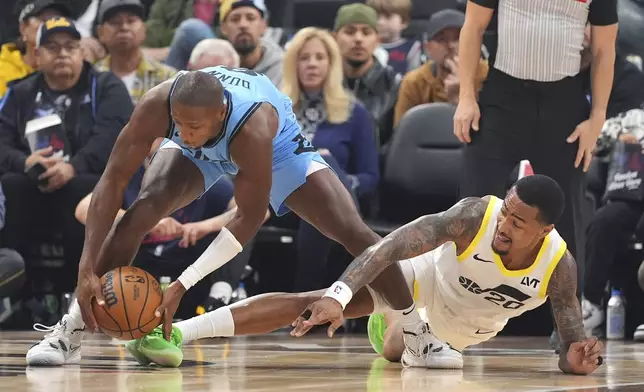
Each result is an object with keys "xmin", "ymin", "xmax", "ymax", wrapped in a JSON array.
[
  {"xmin": 291, "ymin": 297, "xmax": 344, "ymax": 338},
  {"xmin": 564, "ymin": 336, "xmax": 604, "ymax": 375},
  {"xmin": 155, "ymin": 281, "xmax": 187, "ymax": 341},
  {"xmin": 77, "ymin": 271, "xmax": 105, "ymax": 332}
]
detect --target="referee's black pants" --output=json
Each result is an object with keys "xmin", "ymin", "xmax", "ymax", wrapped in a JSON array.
[{"xmin": 460, "ymin": 68, "xmax": 589, "ymax": 299}]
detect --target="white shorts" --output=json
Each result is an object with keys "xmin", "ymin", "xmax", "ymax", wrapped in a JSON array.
[{"xmin": 366, "ymin": 253, "xmax": 497, "ymax": 351}]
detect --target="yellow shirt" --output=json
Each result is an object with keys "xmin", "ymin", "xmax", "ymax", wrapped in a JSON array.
[{"xmin": 0, "ymin": 43, "xmax": 34, "ymax": 97}]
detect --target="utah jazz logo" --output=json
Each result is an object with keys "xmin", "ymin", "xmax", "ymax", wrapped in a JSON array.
[{"xmin": 459, "ymin": 276, "xmax": 530, "ymax": 310}]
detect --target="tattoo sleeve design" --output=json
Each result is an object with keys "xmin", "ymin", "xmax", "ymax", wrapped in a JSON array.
[
  {"xmin": 339, "ymin": 197, "xmax": 487, "ymax": 293},
  {"xmin": 547, "ymin": 251, "xmax": 586, "ymax": 371}
]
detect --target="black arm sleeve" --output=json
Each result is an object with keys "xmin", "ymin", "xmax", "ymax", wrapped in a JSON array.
[
  {"xmin": 469, "ymin": 0, "xmax": 499, "ymax": 9},
  {"xmin": 589, "ymin": 0, "xmax": 618, "ymax": 26}
]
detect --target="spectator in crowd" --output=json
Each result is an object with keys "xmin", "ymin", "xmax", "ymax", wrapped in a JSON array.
[
  {"xmin": 333, "ymin": 3, "xmax": 400, "ymax": 148},
  {"xmin": 581, "ymin": 22, "xmax": 644, "ymax": 335},
  {"xmin": 162, "ymin": 0, "xmax": 284, "ymax": 85},
  {"xmin": 188, "ymin": 38, "xmax": 240, "ymax": 70},
  {"xmin": 0, "ymin": 0, "xmax": 72, "ymax": 97},
  {"xmin": 582, "ymin": 109, "xmax": 644, "ymax": 337},
  {"xmin": 74, "ymin": 139, "xmax": 263, "ymax": 319},
  {"xmin": 0, "ymin": 18, "xmax": 133, "ymax": 291},
  {"xmin": 0, "ymin": 182, "xmax": 26, "ymax": 299},
  {"xmin": 366, "ymin": 0, "xmax": 421, "ymax": 78},
  {"xmin": 282, "ymin": 27, "xmax": 379, "ymax": 292},
  {"xmin": 580, "ymin": 24, "xmax": 644, "ymax": 120},
  {"xmin": 394, "ymin": 9, "xmax": 488, "ymax": 127},
  {"xmin": 217, "ymin": 0, "xmax": 283, "ymax": 85},
  {"xmin": 145, "ymin": 0, "xmax": 219, "ymax": 50},
  {"xmin": 94, "ymin": 0, "xmax": 177, "ymax": 104}
]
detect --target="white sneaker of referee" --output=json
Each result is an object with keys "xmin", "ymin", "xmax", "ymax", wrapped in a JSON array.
[{"xmin": 26, "ymin": 300, "xmax": 85, "ymax": 366}]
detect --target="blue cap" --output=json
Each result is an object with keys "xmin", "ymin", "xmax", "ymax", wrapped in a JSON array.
[
  {"xmin": 35, "ymin": 17, "xmax": 81, "ymax": 48},
  {"xmin": 611, "ymin": 289, "xmax": 622, "ymax": 296}
]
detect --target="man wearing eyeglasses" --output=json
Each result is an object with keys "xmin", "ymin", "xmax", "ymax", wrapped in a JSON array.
[{"xmin": 0, "ymin": 17, "xmax": 133, "ymax": 297}]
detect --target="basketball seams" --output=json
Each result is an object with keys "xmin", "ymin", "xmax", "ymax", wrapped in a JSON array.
[
  {"xmin": 136, "ymin": 270, "xmax": 151, "ymax": 335},
  {"xmin": 119, "ymin": 267, "xmax": 134, "ymax": 339},
  {"xmin": 94, "ymin": 301, "xmax": 124, "ymax": 338}
]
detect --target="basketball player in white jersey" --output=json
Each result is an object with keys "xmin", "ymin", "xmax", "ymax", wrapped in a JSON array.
[{"xmin": 127, "ymin": 175, "xmax": 602, "ymax": 375}]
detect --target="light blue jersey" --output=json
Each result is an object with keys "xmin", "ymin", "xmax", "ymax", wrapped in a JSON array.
[{"xmin": 160, "ymin": 66, "xmax": 329, "ymax": 216}]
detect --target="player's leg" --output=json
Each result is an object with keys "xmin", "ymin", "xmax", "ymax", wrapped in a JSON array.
[
  {"xmin": 284, "ymin": 167, "xmax": 414, "ymax": 312},
  {"xmin": 26, "ymin": 144, "xmax": 208, "ymax": 366},
  {"xmin": 126, "ymin": 287, "xmax": 376, "ymax": 367}
]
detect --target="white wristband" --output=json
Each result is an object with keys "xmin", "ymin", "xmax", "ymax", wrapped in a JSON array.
[
  {"xmin": 177, "ymin": 227, "xmax": 243, "ymax": 290},
  {"xmin": 323, "ymin": 281, "xmax": 353, "ymax": 310}
]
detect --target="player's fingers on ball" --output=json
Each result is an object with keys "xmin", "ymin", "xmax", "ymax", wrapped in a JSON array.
[{"xmin": 155, "ymin": 305, "xmax": 164, "ymax": 318}]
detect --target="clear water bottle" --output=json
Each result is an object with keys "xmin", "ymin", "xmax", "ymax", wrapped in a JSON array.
[
  {"xmin": 231, "ymin": 283, "xmax": 248, "ymax": 303},
  {"xmin": 160, "ymin": 276, "xmax": 171, "ymax": 293},
  {"xmin": 606, "ymin": 289, "xmax": 625, "ymax": 340}
]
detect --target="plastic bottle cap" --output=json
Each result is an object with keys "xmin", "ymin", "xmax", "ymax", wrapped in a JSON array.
[{"xmin": 611, "ymin": 289, "xmax": 622, "ymax": 296}]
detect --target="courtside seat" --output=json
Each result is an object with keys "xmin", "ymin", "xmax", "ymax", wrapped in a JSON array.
[{"xmin": 366, "ymin": 103, "xmax": 463, "ymax": 235}]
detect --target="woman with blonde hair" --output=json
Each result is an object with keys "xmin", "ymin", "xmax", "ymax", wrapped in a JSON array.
[{"xmin": 282, "ymin": 27, "xmax": 379, "ymax": 293}]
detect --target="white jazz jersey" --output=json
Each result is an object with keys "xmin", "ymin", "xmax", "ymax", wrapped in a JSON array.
[{"xmin": 408, "ymin": 195, "xmax": 567, "ymax": 350}]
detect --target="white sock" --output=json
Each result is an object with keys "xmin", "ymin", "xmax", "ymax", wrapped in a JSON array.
[
  {"xmin": 175, "ymin": 306, "xmax": 235, "ymax": 344},
  {"xmin": 396, "ymin": 302, "xmax": 422, "ymax": 331},
  {"xmin": 209, "ymin": 281, "xmax": 233, "ymax": 304},
  {"xmin": 67, "ymin": 299, "xmax": 85, "ymax": 329}
]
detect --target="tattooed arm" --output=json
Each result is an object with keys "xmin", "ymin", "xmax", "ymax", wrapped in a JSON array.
[
  {"xmin": 548, "ymin": 251, "xmax": 603, "ymax": 375},
  {"xmin": 338, "ymin": 196, "xmax": 488, "ymax": 294}
]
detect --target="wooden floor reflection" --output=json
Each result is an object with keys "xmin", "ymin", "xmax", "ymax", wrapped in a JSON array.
[{"xmin": 1, "ymin": 332, "xmax": 644, "ymax": 391}]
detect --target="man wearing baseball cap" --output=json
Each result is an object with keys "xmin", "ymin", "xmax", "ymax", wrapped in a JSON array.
[
  {"xmin": 218, "ymin": 0, "xmax": 284, "ymax": 86},
  {"xmin": 394, "ymin": 9, "xmax": 489, "ymax": 126},
  {"xmin": 95, "ymin": 0, "xmax": 177, "ymax": 104},
  {"xmin": 0, "ymin": 16, "xmax": 133, "ymax": 316},
  {"xmin": 333, "ymin": 3, "xmax": 399, "ymax": 148},
  {"xmin": 0, "ymin": 0, "xmax": 72, "ymax": 97}
]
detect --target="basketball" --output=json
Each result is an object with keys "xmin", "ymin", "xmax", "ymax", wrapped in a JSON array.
[{"xmin": 91, "ymin": 266, "xmax": 163, "ymax": 340}]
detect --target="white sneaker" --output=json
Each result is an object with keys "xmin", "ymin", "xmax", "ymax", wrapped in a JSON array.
[
  {"xmin": 634, "ymin": 325, "xmax": 644, "ymax": 341},
  {"xmin": 401, "ymin": 321, "xmax": 463, "ymax": 369},
  {"xmin": 26, "ymin": 314, "xmax": 84, "ymax": 366},
  {"xmin": 582, "ymin": 299, "xmax": 604, "ymax": 337}
]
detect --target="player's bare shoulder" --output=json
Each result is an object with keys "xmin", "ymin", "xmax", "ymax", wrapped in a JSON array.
[
  {"xmin": 547, "ymin": 250, "xmax": 578, "ymax": 299},
  {"xmin": 439, "ymin": 196, "xmax": 488, "ymax": 247}
]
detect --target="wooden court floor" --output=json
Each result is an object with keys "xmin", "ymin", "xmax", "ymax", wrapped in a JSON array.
[{"xmin": 0, "ymin": 332, "xmax": 644, "ymax": 392}]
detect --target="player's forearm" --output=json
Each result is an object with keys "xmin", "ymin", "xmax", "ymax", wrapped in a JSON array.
[
  {"xmin": 589, "ymin": 47, "xmax": 615, "ymax": 119},
  {"xmin": 458, "ymin": 23, "xmax": 485, "ymax": 100},
  {"xmin": 225, "ymin": 205, "xmax": 266, "ymax": 246},
  {"xmin": 554, "ymin": 304, "xmax": 587, "ymax": 374},
  {"xmin": 336, "ymin": 215, "xmax": 445, "ymax": 294},
  {"xmin": 79, "ymin": 178, "xmax": 127, "ymax": 274},
  {"xmin": 176, "ymin": 207, "xmax": 266, "ymax": 291}
]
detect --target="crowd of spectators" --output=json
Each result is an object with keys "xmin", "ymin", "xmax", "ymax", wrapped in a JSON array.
[{"xmin": 0, "ymin": 0, "xmax": 644, "ymax": 340}]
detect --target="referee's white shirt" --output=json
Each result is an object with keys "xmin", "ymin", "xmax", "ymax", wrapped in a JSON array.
[{"xmin": 471, "ymin": 0, "xmax": 618, "ymax": 82}]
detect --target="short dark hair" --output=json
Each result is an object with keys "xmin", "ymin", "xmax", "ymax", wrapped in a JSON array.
[
  {"xmin": 170, "ymin": 71, "xmax": 224, "ymax": 107},
  {"xmin": 512, "ymin": 174, "xmax": 565, "ymax": 225}
]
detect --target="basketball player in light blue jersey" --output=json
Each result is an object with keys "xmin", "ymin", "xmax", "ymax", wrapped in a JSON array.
[{"xmin": 26, "ymin": 67, "xmax": 437, "ymax": 368}]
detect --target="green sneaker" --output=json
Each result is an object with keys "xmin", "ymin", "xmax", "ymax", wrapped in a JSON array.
[
  {"xmin": 136, "ymin": 326, "xmax": 184, "ymax": 368},
  {"xmin": 367, "ymin": 313, "xmax": 387, "ymax": 356},
  {"xmin": 125, "ymin": 338, "xmax": 152, "ymax": 366}
]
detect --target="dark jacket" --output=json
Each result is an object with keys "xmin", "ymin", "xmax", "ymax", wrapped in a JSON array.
[
  {"xmin": 582, "ymin": 54, "xmax": 644, "ymax": 119},
  {"xmin": 345, "ymin": 58, "xmax": 400, "ymax": 147},
  {"xmin": 0, "ymin": 62, "xmax": 133, "ymax": 176}
]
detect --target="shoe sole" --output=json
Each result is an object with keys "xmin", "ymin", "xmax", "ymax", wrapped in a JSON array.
[
  {"xmin": 125, "ymin": 342, "xmax": 151, "ymax": 366},
  {"xmin": 139, "ymin": 346, "xmax": 183, "ymax": 368},
  {"xmin": 26, "ymin": 352, "xmax": 80, "ymax": 366}
]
